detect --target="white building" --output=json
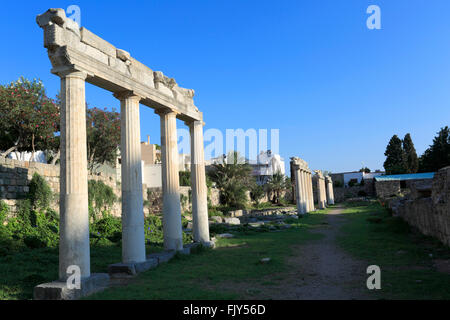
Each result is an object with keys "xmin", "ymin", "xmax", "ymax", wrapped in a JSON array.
[{"xmin": 252, "ymin": 151, "xmax": 286, "ymax": 185}]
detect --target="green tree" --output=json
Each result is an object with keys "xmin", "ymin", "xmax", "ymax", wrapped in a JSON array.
[
  {"xmin": 86, "ymin": 107, "xmax": 121, "ymax": 172},
  {"xmin": 419, "ymin": 126, "xmax": 450, "ymax": 172},
  {"xmin": 265, "ymin": 171, "xmax": 289, "ymax": 204},
  {"xmin": 207, "ymin": 151, "xmax": 252, "ymax": 209},
  {"xmin": 0, "ymin": 77, "xmax": 60, "ymax": 158},
  {"xmin": 383, "ymin": 135, "xmax": 407, "ymax": 175},
  {"xmin": 359, "ymin": 167, "xmax": 371, "ymax": 173},
  {"xmin": 402, "ymin": 133, "xmax": 419, "ymax": 173}
]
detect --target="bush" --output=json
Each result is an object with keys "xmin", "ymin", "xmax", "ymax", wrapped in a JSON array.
[
  {"xmin": 348, "ymin": 179, "xmax": 358, "ymax": 187},
  {"xmin": 358, "ymin": 190, "xmax": 368, "ymax": 197},
  {"xmin": 249, "ymin": 183, "xmax": 265, "ymax": 206},
  {"xmin": 179, "ymin": 171, "xmax": 191, "ymax": 187},
  {"xmin": 29, "ymin": 173, "xmax": 52, "ymax": 210},
  {"xmin": 0, "ymin": 200, "xmax": 8, "ymax": 225},
  {"xmin": 88, "ymin": 180, "xmax": 117, "ymax": 221},
  {"xmin": 91, "ymin": 214, "xmax": 122, "ymax": 244}
]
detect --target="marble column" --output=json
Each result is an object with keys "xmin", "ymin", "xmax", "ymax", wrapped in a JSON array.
[
  {"xmin": 300, "ymin": 170, "xmax": 307, "ymax": 213},
  {"xmin": 309, "ymin": 173, "xmax": 315, "ymax": 211},
  {"xmin": 158, "ymin": 110, "xmax": 183, "ymax": 251},
  {"xmin": 58, "ymin": 70, "xmax": 90, "ymax": 280},
  {"xmin": 116, "ymin": 92, "xmax": 146, "ymax": 263},
  {"xmin": 316, "ymin": 172, "xmax": 327, "ymax": 209},
  {"xmin": 305, "ymin": 171, "xmax": 312, "ymax": 212},
  {"xmin": 326, "ymin": 176, "xmax": 335, "ymax": 205},
  {"xmin": 188, "ymin": 120, "xmax": 210, "ymax": 243},
  {"xmin": 294, "ymin": 168, "xmax": 305, "ymax": 214}
]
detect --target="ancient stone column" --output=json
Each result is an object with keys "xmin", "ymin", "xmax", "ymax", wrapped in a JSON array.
[
  {"xmin": 315, "ymin": 171, "xmax": 327, "ymax": 209},
  {"xmin": 58, "ymin": 70, "xmax": 90, "ymax": 280},
  {"xmin": 116, "ymin": 92, "xmax": 146, "ymax": 263},
  {"xmin": 305, "ymin": 171, "xmax": 313, "ymax": 212},
  {"xmin": 291, "ymin": 158, "xmax": 305, "ymax": 214},
  {"xmin": 300, "ymin": 170, "xmax": 308, "ymax": 213},
  {"xmin": 308, "ymin": 171, "xmax": 316, "ymax": 211},
  {"xmin": 188, "ymin": 120, "xmax": 210, "ymax": 243},
  {"xmin": 294, "ymin": 168, "xmax": 305, "ymax": 214},
  {"xmin": 326, "ymin": 176, "xmax": 335, "ymax": 205},
  {"xmin": 158, "ymin": 110, "xmax": 183, "ymax": 251}
]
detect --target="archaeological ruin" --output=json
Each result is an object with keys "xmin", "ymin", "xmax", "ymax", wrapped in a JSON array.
[
  {"xmin": 314, "ymin": 170, "xmax": 327, "ymax": 209},
  {"xmin": 33, "ymin": 8, "xmax": 211, "ymax": 299},
  {"xmin": 290, "ymin": 157, "xmax": 315, "ymax": 214},
  {"xmin": 325, "ymin": 175, "xmax": 335, "ymax": 205}
]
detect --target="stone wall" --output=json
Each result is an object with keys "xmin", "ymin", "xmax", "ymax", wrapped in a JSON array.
[
  {"xmin": 387, "ymin": 167, "xmax": 450, "ymax": 247},
  {"xmin": 1, "ymin": 157, "xmax": 223, "ymax": 218},
  {"xmin": 375, "ymin": 180, "xmax": 401, "ymax": 198}
]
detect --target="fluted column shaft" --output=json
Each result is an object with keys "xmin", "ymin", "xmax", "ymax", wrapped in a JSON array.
[
  {"xmin": 294, "ymin": 168, "xmax": 305, "ymax": 214},
  {"xmin": 300, "ymin": 170, "xmax": 307, "ymax": 213},
  {"xmin": 159, "ymin": 110, "xmax": 183, "ymax": 250},
  {"xmin": 326, "ymin": 180, "xmax": 335, "ymax": 205},
  {"xmin": 59, "ymin": 71, "xmax": 90, "ymax": 280},
  {"xmin": 188, "ymin": 120, "xmax": 210, "ymax": 243},
  {"xmin": 308, "ymin": 173, "xmax": 315, "ymax": 211},
  {"xmin": 317, "ymin": 177, "xmax": 326, "ymax": 209},
  {"xmin": 117, "ymin": 92, "xmax": 146, "ymax": 263}
]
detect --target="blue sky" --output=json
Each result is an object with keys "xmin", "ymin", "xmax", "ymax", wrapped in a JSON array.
[{"xmin": 1, "ymin": 0, "xmax": 449, "ymax": 174}]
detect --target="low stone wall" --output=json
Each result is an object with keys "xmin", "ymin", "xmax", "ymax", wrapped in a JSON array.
[
  {"xmin": 387, "ymin": 167, "xmax": 450, "ymax": 247},
  {"xmin": 325, "ymin": 180, "xmax": 375, "ymax": 203},
  {"xmin": 1, "ymin": 157, "xmax": 222, "ymax": 218}
]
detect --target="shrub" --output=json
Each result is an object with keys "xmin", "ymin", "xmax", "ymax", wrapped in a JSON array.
[
  {"xmin": 0, "ymin": 200, "xmax": 8, "ymax": 225},
  {"xmin": 358, "ymin": 190, "xmax": 368, "ymax": 197},
  {"xmin": 249, "ymin": 183, "xmax": 265, "ymax": 206},
  {"xmin": 28, "ymin": 173, "xmax": 52, "ymax": 211},
  {"xmin": 348, "ymin": 179, "xmax": 358, "ymax": 187},
  {"xmin": 144, "ymin": 215, "xmax": 164, "ymax": 244},
  {"xmin": 179, "ymin": 171, "xmax": 190, "ymax": 187},
  {"xmin": 88, "ymin": 180, "xmax": 117, "ymax": 221},
  {"xmin": 91, "ymin": 214, "xmax": 122, "ymax": 244}
]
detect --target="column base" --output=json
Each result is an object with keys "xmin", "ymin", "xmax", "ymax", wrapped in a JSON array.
[
  {"xmin": 108, "ymin": 258, "xmax": 158, "ymax": 275},
  {"xmin": 33, "ymin": 273, "xmax": 109, "ymax": 300},
  {"xmin": 108, "ymin": 242, "xmax": 216, "ymax": 277}
]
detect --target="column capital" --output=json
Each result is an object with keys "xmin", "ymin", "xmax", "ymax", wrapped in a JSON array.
[
  {"xmin": 154, "ymin": 107, "xmax": 179, "ymax": 117},
  {"xmin": 185, "ymin": 119, "xmax": 205, "ymax": 127},
  {"xmin": 113, "ymin": 91, "xmax": 142, "ymax": 102},
  {"xmin": 55, "ymin": 69, "xmax": 88, "ymax": 80}
]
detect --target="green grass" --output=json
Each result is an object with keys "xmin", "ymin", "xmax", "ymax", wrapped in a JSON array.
[
  {"xmin": 337, "ymin": 201, "xmax": 450, "ymax": 299},
  {"xmin": 87, "ymin": 211, "xmax": 327, "ymax": 300},
  {"xmin": 0, "ymin": 243, "xmax": 164, "ymax": 300}
]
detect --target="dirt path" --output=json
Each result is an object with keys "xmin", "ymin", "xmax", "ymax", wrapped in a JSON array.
[{"xmin": 237, "ymin": 206, "xmax": 373, "ymax": 300}]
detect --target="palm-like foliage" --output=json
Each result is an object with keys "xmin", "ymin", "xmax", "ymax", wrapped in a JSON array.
[
  {"xmin": 208, "ymin": 151, "xmax": 252, "ymax": 209},
  {"xmin": 265, "ymin": 171, "xmax": 289, "ymax": 204}
]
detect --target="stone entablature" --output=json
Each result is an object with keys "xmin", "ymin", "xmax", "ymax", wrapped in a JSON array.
[{"xmin": 36, "ymin": 8, "xmax": 202, "ymax": 122}]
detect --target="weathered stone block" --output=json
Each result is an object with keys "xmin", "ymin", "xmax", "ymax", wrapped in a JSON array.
[
  {"xmin": 33, "ymin": 273, "xmax": 109, "ymax": 300},
  {"xmin": 80, "ymin": 27, "xmax": 116, "ymax": 57},
  {"xmin": 107, "ymin": 258, "xmax": 158, "ymax": 275},
  {"xmin": 147, "ymin": 250, "xmax": 176, "ymax": 264},
  {"xmin": 224, "ymin": 217, "xmax": 240, "ymax": 225}
]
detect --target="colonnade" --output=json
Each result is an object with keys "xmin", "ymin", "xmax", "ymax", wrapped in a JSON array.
[
  {"xmin": 290, "ymin": 157, "xmax": 314, "ymax": 214},
  {"xmin": 58, "ymin": 71, "xmax": 210, "ymax": 280}
]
